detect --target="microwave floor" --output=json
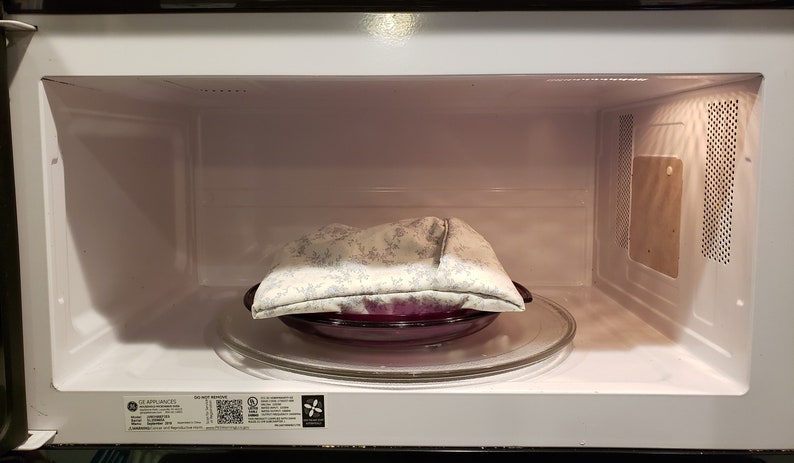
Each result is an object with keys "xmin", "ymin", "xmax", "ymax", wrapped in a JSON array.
[{"xmin": 54, "ymin": 286, "xmax": 744, "ymax": 394}]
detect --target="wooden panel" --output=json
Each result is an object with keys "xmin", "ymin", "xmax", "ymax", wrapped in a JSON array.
[{"xmin": 629, "ymin": 156, "xmax": 683, "ymax": 278}]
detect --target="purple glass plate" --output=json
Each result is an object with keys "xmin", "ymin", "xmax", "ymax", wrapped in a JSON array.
[
  {"xmin": 279, "ymin": 311, "xmax": 499, "ymax": 347},
  {"xmin": 243, "ymin": 282, "xmax": 532, "ymax": 347}
]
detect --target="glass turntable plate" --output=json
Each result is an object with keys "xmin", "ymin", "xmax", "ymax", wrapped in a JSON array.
[{"xmin": 216, "ymin": 293, "xmax": 576, "ymax": 383}]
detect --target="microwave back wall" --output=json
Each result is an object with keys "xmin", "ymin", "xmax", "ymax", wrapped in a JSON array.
[{"xmin": 5, "ymin": 9, "xmax": 794, "ymax": 449}]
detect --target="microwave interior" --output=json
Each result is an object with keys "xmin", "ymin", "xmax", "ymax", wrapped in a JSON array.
[{"xmin": 38, "ymin": 73, "xmax": 761, "ymax": 393}]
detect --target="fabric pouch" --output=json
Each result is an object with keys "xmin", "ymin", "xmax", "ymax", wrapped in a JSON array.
[{"xmin": 251, "ymin": 217, "xmax": 525, "ymax": 319}]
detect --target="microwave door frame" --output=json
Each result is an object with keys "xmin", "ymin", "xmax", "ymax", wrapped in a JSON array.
[
  {"xmin": 0, "ymin": 7, "xmax": 792, "ymax": 460},
  {"xmin": 0, "ymin": 26, "xmax": 29, "ymax": 455}
]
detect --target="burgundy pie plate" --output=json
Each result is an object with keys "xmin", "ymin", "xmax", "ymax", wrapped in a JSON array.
[{"xmin": 243, "ymin": 282, "xmax": 532, "ymax": 347}]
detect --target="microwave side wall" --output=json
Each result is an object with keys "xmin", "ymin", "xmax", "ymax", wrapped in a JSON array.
[{"xmin": 6, "ymin": 11, "xmax": 794, "ymax": 448}]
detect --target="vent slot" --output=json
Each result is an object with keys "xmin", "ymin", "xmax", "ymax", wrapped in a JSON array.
[
  {"xmin": 615, "ymin": 114, "xmax": 634, "ymax": 249},
  {"xmin": 702, "ymin": 100, "xmax": 739, "ymax": 265},
  {"xmin": 161, "ymin": 79, "xmax": 251, "ymax": 95}
]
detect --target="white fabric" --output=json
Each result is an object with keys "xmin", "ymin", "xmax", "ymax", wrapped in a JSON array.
[{"xmin": 251, "ymin": 217, "xmax": 524, "ymax": 319}]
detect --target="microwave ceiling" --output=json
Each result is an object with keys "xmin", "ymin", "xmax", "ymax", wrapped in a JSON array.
[{"xmin": 43, "ymin": 74, "xmax": 760, "ymax": 112}]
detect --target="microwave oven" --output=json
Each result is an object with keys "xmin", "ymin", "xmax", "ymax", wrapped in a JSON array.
[{"xmin": 1, "ymin": 2, "xmax": 793, "ymax": 457}]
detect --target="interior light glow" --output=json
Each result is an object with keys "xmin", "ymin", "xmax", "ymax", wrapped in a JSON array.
[{"xmin": 363, "ymin": 13, "xmax": 420, "ymax": 47}]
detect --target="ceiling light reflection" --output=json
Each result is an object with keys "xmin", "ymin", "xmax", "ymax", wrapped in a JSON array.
[
  {"xmin": 363, "ymin": 13, "xmax": 420, "ymax": 47},
  {"xmin": 546, "ymin": 77, "xmax": 649, "ymax": 82}
]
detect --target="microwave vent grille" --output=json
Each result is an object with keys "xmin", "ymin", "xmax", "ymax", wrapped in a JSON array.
[
  {"xmin": 161, "ymin": 79, "xmax": 251, "ymax": 95},
  {"xmin": 702, "ymin": 99, "xmax": 739, "ymax": 265},
  {"xmin": 615, "ymin": 113, "xmax": 634, "ymax": 250}
]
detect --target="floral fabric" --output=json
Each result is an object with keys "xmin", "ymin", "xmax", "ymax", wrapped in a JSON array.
[{"xmin": 251, "ymin": 217, "xmax": 525, "ymax": 319}]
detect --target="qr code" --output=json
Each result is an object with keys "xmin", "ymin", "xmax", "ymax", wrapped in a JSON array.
[{"xmin": 216, "ymin": 399, "xmax": 244, "ymax": 425}]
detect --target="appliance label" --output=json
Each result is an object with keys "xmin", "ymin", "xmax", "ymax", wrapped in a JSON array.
[{"xmin": 123, "ymin": 394, "xmax": 326, "ymax": 431}]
